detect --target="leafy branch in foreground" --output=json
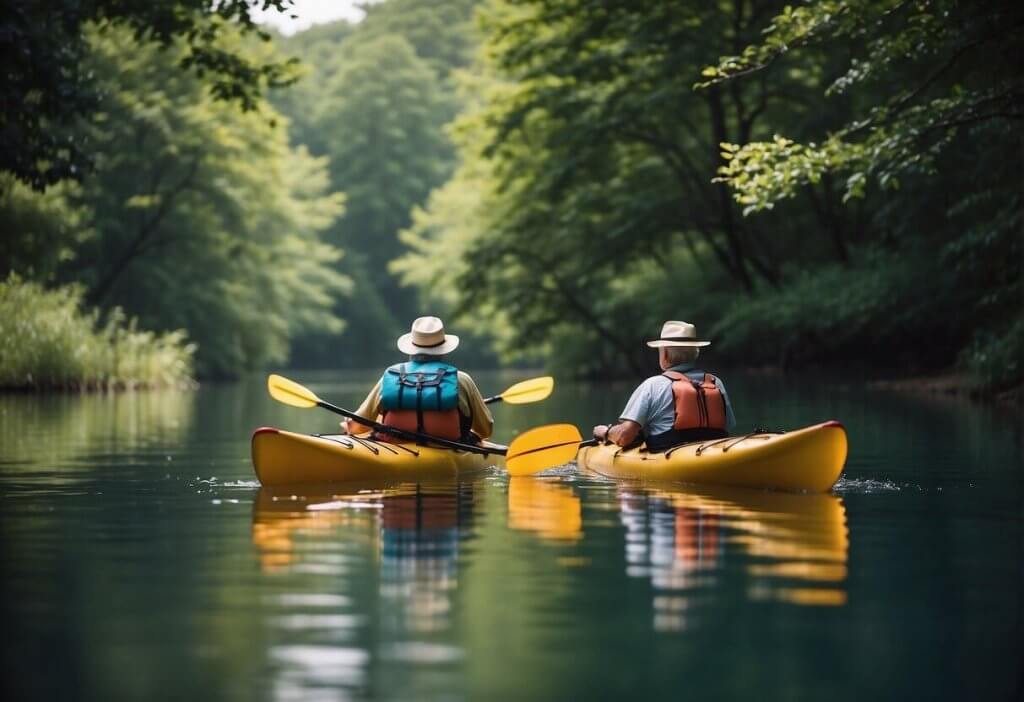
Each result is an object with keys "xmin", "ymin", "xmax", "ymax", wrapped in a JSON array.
[
  {"xmin": 0, "ymin": 0, "xmax": 300, "ymax": 190},
  {"xmin": 702, "ymin": 0, "xmax": 1023, "ymax": 212}
]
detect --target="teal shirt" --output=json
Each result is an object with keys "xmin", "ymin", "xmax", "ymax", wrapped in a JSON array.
[{"xmin": 619, "ymin": 363, "xmax": 736, "ymax": 435}]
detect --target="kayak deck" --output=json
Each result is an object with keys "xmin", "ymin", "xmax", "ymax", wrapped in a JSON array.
[
  {"xmin": 576, "ymin": 421, "xmax": 847, "ymax": 492},
  {"xmin": 252, "ymin": 428, "xmax": 504, "ymax": 486}
]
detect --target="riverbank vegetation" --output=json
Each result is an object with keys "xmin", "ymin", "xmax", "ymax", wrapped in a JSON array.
[
  {"xmin": 1, "ymin": 0, "xmax": 1019, "ymax": 396},
  {"xmin": 0, "ymin": 275, "xmax": 194, "ymax": 391},
  {"xmin": 2, "ymin": 12, "xmax": 347, "ymax": 385}
]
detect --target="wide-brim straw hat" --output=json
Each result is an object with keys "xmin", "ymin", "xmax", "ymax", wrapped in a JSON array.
[
  {"xmin": 397, "ymin": 316, "xmax": 460, "ymax": 355},
  {"xmin": 646, "ymin": 320, "xmax": 711, "ymax": 348}
]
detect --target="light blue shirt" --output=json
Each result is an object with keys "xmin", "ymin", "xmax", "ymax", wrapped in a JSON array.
[{"xmin": 619, "ymin": 363, "xmax": 736, "ymax": 436}]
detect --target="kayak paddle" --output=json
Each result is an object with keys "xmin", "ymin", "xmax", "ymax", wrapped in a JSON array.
[
  {"xmin": 483, "ymin": 376, "xmax": 554, "ymax": 405},
  {"xmin": 267, "ymin": 374, "xmax": 497, "ymax": 456},
  {"xmin": 505, "ymin": 424, "xmax": 584, "ymax": 476},
  {"xmin": 268, "ymin": 374, "xmax": 571, "ymax": 467}
]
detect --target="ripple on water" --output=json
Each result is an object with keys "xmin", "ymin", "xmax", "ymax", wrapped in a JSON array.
[
  {"xmin": 381, "ymin": 641, "xmax": 464, "ymax": 664},
  {"xmin": 220, "ymin": 479, "xmax": 262, "ymax": 488},
  {"xmin": 270, "ymin": 644, "xmax": 368, "ymax": 692},
  {"xmin": 832, "ymin": 476, "xmax": 902, "ymax": 494},
  {"xmin": 269, "ymin": 593, "xmax": 352, "ymax": 608}
]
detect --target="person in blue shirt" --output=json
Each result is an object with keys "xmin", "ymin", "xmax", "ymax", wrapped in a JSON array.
[{"xmin": 593, "ymin": 321, "xmax": 736, "ymax": 452}]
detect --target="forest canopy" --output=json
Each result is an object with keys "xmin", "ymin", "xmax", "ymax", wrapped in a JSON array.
[
  {"xmin": 0, "ymin": 0, "xmax": 1019, "ymax": 392},
  {"xmin": 394, "ymin": 0, "xmax": 1022, "ymax": 390},
  {"xmin": 1, "ymin": 19, "xmax": 346, "ymax": 379}
]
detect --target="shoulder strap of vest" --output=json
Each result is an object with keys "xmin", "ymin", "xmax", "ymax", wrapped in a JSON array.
[{"xmin": 662, "ymin": 370, "xmax": 703, "ymax": 390}]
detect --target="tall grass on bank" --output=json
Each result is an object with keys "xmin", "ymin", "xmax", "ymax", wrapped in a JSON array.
[{"xmin": 0, "ymin": 274, "xmax": 195, "ymax": 391}]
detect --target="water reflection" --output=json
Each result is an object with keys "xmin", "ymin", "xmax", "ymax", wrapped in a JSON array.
[
  {"xmin": 507, "ymin": 477, "xmax": 583, "ymax": 542},
  {"xmin": 252, "ymin": 482, "xmax": 479, "ymax": 698},
  {"xmin": 617, "ymin": 483, "xmax": 849, "ymax": 630},
  {"xmin": 4, "ymin": 370, "xmax": 1021, "ymax": 702},
  {"xmin": 253, "ymin": 481, "xmax": 478, "ymax": 632},
  {"xmin": 0, "ymin": 389, "xmax": 194, "ymax": 472},
  {"xmin": 378, "ymin": 485, "xmax": 470, "ymax": 634}
]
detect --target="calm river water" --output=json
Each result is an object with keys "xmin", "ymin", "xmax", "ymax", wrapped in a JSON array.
[{"xmin": 1, "ymin": 369, "xmax": 1020, "ymax": 701}]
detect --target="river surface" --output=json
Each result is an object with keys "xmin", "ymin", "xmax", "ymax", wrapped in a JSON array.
[{"xmin": 1, "ymin": 369, "xmax": 1020, "ymax": 701}]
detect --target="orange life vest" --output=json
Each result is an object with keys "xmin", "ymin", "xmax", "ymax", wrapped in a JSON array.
[
  {"xmin": 662, "ymin": 371, "xmax": 727, "ymax": 431},
  {"xmin": 377, "ymin": 360, "xmax": 467, "ymax": 444},
  {"xmin": 378, "ymin": 408, "xmax": 463, "ymax": 443}
]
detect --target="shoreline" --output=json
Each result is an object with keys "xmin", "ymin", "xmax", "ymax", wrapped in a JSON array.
[
  {"xmin": 867, "ymin": 372, "xmax": 1020, "ymax": 407},
  {"xmin": 2, "ymin": 368, "xmax": 1020, "ymax": 406},
  {"xmin": 0, "ymin": 379, "xmax": 199, "ymax": 394}
]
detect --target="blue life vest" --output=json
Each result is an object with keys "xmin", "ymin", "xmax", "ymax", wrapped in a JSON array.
[{"xmin": 380, "ymin": 361, "xmax": 460, "ymax": 413}]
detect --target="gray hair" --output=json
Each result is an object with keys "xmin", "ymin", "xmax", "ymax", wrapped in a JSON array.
[{"xmin": 663, "ymin": 346, "xmax": 700, "ymax": 365}]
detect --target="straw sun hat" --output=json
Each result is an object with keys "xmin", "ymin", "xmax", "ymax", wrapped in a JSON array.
[
  {"xmin": 646, "ymin": 320, "xmax": 711, "ymax": 348},
  {"xmin": 397, "ymin": 316, "xmax": 460, "ymax": 355}
]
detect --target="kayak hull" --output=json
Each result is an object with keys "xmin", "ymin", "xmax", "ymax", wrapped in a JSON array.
[
  {"xmin": 576, "ymin": 421, "xmax": 847, "ymax": 492},
  {"xmin": 251, "ymin": 428, "xmax": 500, "ymax": 486}
]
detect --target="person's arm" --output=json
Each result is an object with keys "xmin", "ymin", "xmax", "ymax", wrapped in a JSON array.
[
  {"xmin": 592, "ymin": 380, "xmax": 652, "ymax": 447},
  {"xmin": 715, "ymin": 377, "xmax": 736, "ymax": 431},
  {"xmin": 457, "ymin": 371, "xmax": 494, "ymax": 439},
  {"xmin": 593, "ymin": 419, "xmax": 643, "ymax": 447},
  {"xmin": 343, "ymin": 379, "xmax": 383, "ymax": 434}
]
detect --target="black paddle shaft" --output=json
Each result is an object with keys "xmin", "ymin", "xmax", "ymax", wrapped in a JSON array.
[{"xmin": 318, "ymin": 400, "xmax": 505, "ymax": 456}]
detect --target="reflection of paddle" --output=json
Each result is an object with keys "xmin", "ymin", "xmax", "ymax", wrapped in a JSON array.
[
  {"xmin": 268, "ymin": 374, "xmax": 497, "ymax": 455},
  {"xmin": 483, "ymin": 376, "xmax": 553, "ymax": 405},
  {"xmin": 507, "ymin": 477, "xmax": 582, "ymax": 541},
  {"xmin": 505, "ymin": 424, "xmax": 584, "ymax": 476}
]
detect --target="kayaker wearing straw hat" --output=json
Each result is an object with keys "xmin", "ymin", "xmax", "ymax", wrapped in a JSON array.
[
  {"xmin": 343, "ymin": 316, "xmax": 494, "ymax": 442},
  {"xmin": 593, "ymin": 321, "xmax": 736, "ymax": 453}
]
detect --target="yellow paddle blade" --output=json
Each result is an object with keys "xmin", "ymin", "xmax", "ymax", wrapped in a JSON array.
[
  {"xmin": 499, "ymin": 376, "xmax": 554, "ymax": 405},
  {"xmin": 267, "ymin": 374, "xmax": 321, "ymax": 409},
  {"xmin": 506, "ymin": 424, "xmax": 583, "ymax": 477}
]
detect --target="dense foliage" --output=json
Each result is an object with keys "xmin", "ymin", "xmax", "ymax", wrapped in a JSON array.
[
  {"xmin": 272, "ymin": 0, "xmax": 483, "ymax": 365},
  {"xmin": 0, "ymin": 274, "xmax": 194, "ymax": 390},
  {"xmin": 0, "ymin": 0, "xmax": 1018, "ymax": 393},
  {"xmin": 1, "ymin": 25, "xmax": 348, "ymax": 378},
  {"xmin": 0, "ymin": 0, "xmax": 298, "ymax": 190},
  {"xmin": 394, "ymin": 0, "xmax": 1021, "ymax": 391},
  {"xmin": 704, "ymin": 0, "xmax": 1022, "ymax": 386}
]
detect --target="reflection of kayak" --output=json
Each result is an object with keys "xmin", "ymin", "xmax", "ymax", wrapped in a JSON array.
[
  {"xmin": 577, "ymin": 421, "xmax": 847, "ymax": 492},
  {"xmin": 251, "ymin": 428, "xmax": 500, "ymax": 486},
  {"xmin": 622, "ymin": 482, "xmax": 849, "ymax": 606},
  {"xmin": 251, "ymin": 482, "xmax": 473, "ymax": 577},
  {"xmin": 648, "ymin": 483, "xmax": 849, "ymax": 566}
]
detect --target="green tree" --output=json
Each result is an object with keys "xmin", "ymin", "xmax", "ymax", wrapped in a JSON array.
[
  {"xmin": 397, "ymin": 0, "xmax": 822, "ymax": 374},
  {"xmin": 358, "ymin": 0, "xmax": 480, "ymax": 79},
  {"xmin": 396, "ymin": 0, "xmax": 1021, "ymax": 390},
  {"xmin": 703, "ymin": 0, "xmax": 1022, "ymax": 388},
  {"xmin": 22, "ymin": 26, "xmax": 350, "ymax": 377},
  {"xmin": 705, "ymin": 1, "xmax": 1023, "ymax": 211},
  {"xmin": 0, "ymin": 177, "xmax": 90, "ymax": 282},
  {"xmin": 0, "ymin": 0, "xmax": 299, "ymax": 190},
  {"xmin": 272, "ymin": 21, "xmax": 357, "ymax": 153},
  {"xmin": 289, "ymin": 33, "xmax": 457, "ymax": 364},
  {"xmin": 271, "ymin": 1, "xmax": 484, "ymax": 366}
]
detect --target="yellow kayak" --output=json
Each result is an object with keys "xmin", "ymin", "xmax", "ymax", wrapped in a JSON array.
[
  {"xmin": 251, "ymin": 427, "xmax": 502, "ymax": 486},
  {"xmin": 576, "ymin": 421, "xmax": 847, "ymax": 492}
]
